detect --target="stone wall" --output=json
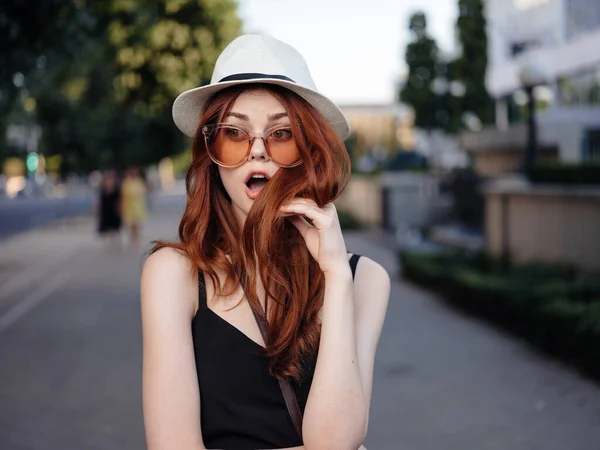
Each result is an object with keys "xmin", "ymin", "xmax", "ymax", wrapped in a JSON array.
[
  {"xmin": 485, "ymin": 180, "xmax": 600, "ymax": 271},
  {"xmin": 335, "ymin": 173, "xmax": 450, "ymax": 229}
]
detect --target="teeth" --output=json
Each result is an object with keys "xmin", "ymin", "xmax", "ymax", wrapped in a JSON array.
[{"xmin": 252, "ymin": 174, "xmax": 265, "ymax": 179}]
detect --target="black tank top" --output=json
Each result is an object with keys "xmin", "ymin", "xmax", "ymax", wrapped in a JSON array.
[{"xmin": 192, "ymin": 254, "xmax": 361, "ymax": 449}]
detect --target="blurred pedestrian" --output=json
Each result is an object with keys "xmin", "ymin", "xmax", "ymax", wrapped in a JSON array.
[
  {"xmin": 141, "ymin": 35, "xmax": 387, "ymax": 449},
  {"xmin": 121, "ymin": 167, "xmax": 147, "ymax": 246},
  {"xmin": 141, "ymin": 168, "xmax": 157, "ymax": 212},
  {"xmin": 96, "ymin": 170, "xmax": 122, "ymax": 247}
]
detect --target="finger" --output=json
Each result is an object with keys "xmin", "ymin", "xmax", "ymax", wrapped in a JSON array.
[
  {"xmin": 280, "ymin": 203, "xmax": 319, "ymax": 217},
  {"xmin": 286, "ymin": 198, "xmax": 320, "ymax": 208},
  {"xmin": 281, "ymin": 200, "xmax": 321, "ymax": 217},
  {"xmin": 284, "ymin": 200, "xmax": 337, "ymax": 218},
  {"xmin": 280, "ymin": 203, "xmax": 331, "ymax": 229},
  {"xmin": 288, "ymin": 215, "xmax": 312, "ymax": 238}
]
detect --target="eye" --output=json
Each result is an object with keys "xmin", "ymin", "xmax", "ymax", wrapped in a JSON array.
[
  {"xmin": 223, "ymin": 127, "xmax": 247, "ymax": 141},
  {"xmin": 270, "ymin": 128, "xmax": 293, "ymax": 141}
]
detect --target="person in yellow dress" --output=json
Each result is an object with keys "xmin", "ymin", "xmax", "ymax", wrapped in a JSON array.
[{"xmin": 121, "ymin": 167, "xmax": 147, "ymax": 245}]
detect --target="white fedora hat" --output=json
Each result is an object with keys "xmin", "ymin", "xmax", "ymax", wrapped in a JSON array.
[{"xmin": 172, "ymin": 34, "xmax": 351, "ymax": 140}]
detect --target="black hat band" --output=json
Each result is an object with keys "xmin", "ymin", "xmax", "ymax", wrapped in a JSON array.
[{"xmin": 218, "ymin": 73, "xmax": 296, "ymax": 83}]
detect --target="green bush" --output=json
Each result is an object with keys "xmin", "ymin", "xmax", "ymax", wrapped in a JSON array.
[
  {"xmin": 509, "ymin": 261, "xmax": 578, "ymax": 281},
  {"xmin": 337, "ymin": 209, "xmax": 363, "ymax": 230},
  {"xmin": 399, "ymin": 250, "xmax": 600, "ymax": 381},
  {"xmin": 533, "ymin": 278, "xmax": 600, "ymax": 304},
  {"xmin": 527, "ymin": 162, "xmax": 600, "ymax": 185}
]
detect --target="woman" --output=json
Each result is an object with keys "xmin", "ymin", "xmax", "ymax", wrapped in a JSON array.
[
  {"xmin": 96, "ymin": 170, "xmax": 122, "ymax": 247},
  {"xmin": 141, "ymin": 34, "xmax": 390, "ymax": 450},
  {"xmin": 121, "ymin": 167, "xmax": 147, "ymax": 246}
]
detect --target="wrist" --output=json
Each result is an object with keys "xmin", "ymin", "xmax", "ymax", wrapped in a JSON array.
[{"xmin": 323, "ymin": 265, "xmax": 353, "ymax": 282}]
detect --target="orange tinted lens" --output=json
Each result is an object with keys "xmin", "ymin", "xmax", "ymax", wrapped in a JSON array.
[
  {"xmin": 211, "ymin": 126, "xmax": 249, "ymax": 166},
  {"xmin": 267, "ymin": 128, "xmax": 301, "ymax": 166}
]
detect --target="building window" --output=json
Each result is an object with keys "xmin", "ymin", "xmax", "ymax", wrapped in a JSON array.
[
  {"xmin": 509, "ymin": 40, "xmax": 541, "ymax": 57},
  {"xmin": 558, "ymin": 65, "xmax": 600, "ymax": 106},
  {"xmin": 585, "ymin": 129, "xmax": 600, "ymax": 161},
  {"xmin": 566, "ymin": 0, "xmax": 600, "ymax": 40}
]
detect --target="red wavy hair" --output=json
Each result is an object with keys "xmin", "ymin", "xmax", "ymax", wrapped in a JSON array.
[{"xmin": 154, "ymin": 84, "xmax": 351, "ymax": 380}]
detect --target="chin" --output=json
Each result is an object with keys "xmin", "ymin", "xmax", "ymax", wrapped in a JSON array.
[{"xmin": 231, "ymin": 198, "xmax": 252, "ymax": 222}]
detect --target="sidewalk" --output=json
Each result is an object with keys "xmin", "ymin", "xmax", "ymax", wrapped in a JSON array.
[
  {"xmin": 0, "ymin": 213, "xmax": 100, "ymax": 331},
  {"xmin": 0, "ymin": 194, "xmax": 599, "ymax": 450},
  {"xmin": 344, "ymin": 230, "xmax": 600, "ymax": 450}
]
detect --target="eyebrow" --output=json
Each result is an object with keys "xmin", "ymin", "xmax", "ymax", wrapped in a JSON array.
[{"xmin": 226, "ymin": 111, "xmax": 289, "ymax": 122}]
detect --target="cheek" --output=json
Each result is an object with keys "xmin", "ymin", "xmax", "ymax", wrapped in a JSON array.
[{"xmin": 218, "ymin": 167, "xmax": 241, "ymax": 198}]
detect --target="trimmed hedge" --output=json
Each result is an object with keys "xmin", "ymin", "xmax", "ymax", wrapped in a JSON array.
[
  {"xmin": 527, "ymin": 162, "xmax": 600, "ymax": 185},
  {"xmin": 400, "ymin": 251, "xmax": 600, "ymax": 380},
  {"xmin": 337, "ymin": 209, "xmax": 363, "ymax": 230}
]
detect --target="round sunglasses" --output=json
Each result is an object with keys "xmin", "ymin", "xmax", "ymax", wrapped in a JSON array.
[{"xmin": 201, "ymin": 123, "xmax": 303, "ymax": 168}]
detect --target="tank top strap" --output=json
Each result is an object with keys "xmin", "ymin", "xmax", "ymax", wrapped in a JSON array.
[{"xmin": 349, "ymin": 254, "xmax": 361, "ymax": 280}]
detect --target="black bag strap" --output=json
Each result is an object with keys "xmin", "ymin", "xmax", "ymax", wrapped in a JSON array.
[
  {"xmin": 205, "ymin": 254, "xmax": 362, "ymax": 440},
  {"xmin": 250, "ymin": 254, "xmax": 362, "ymax": 438},
  {"xmin": 250, "ymin": 307, "xmax": 304, "ymax": 438},
  {"xmin": 198, "ymin": 268, "xmax": 303, "ymax": 436}
]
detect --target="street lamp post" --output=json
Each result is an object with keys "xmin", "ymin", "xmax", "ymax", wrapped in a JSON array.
[
  {"xmin": 430, "ymin": 75, "xmax": 466, "ymax": 171},
  {"xmin": 519, "ymin": 59, "xmax": 547, "ymax": 172},
  {"xmin": 431, "ymin": 75, "xmax": 449, "ymax": 170},
  {"xmin": 524, "ymin": 84, "xmax": 537, "ymax": 170}
]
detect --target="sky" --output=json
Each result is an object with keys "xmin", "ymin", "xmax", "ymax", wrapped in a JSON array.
[{"xmin": 237, "ymin": 0, "xmax": 458, "ymax": 105}]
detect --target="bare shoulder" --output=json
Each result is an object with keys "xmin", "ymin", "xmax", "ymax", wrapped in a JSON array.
[
  {"xmin": 143, "ymin": 246, "xmax": 193, "ymax": 276},
  {"xmin": 352, "ymin": 256, "xmax": 390, "ymax": 321},
  {"xmin": 141, "ymin": 247, "xmax": 197, "ymax": 319},
  {"xmin": 354, "ymin": 256, "xmax": 390, "ymax": 296}
]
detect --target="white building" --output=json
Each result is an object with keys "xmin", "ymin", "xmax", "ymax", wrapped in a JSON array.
[{"xmin": 464, "ymin": 0, "xmax": 600, "ymax": 173}]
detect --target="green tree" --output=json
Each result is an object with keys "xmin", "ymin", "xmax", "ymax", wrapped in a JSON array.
[
  {"xmin": 96, "ymin": 0, "xmax": 242, "ymax": 169},
  {"xmin": 399, "ymin": 12, "xmax": 440, "ymax": 131},
  {"xmin": 0, "ymin": 0, "xmax": 93, "ymax": 161},
  {"xmin": 453, "ymin": 0, "xmax": 494, "ymax": 126},
  {"xmin": 1, "ymin": 0, "xmax": 242, "ymax": 173}
]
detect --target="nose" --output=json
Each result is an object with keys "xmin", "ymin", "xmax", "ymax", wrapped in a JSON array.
[{"xmin": 248, "ymin": 137, "xmax": 270, "ymax": 162}]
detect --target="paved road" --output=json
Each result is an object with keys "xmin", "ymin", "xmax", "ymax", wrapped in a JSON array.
[
  {"xmin": 0, "ymin": 195, "xmax": 93, "ymax": 240},
  {"xmin": 1, "ymin": 194, "xmax": 599, "ymax": 450}
]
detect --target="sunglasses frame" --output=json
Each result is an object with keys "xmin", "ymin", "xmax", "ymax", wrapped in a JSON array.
[{"xmin": 201, "ymin": 123, "xmax": 304, "ymax": 169}]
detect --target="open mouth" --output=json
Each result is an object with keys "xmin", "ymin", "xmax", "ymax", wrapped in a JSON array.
[{"xmin": 245, "ymin": 172, "xmax": 270, "ymax": 195}]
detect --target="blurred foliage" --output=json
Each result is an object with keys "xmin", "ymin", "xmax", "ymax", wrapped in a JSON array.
[
  {"xmin": 337, "ymin": 209, "xmax": 364, "ymax": 230},
  {"xmin": 527, "ymin": 162, "xmax": 600, "ymax": 185},
  {"xmin": 399, "ymin": 1, "xmax": 494, "ymax": 134},
  {"xmin": 0, "ymin": 0, "xmax": 241, "ymax": 175},
  {"xmin": 0, "ymin": 1, "xmax": 89, "ymax": 162},
  {"xmin": 399, "ymin": 12, "xmax": 440, "ymax": 131},
  {"xmin": 171, "ymin": 147, "xmax": 193, "ymax": 177},
  {"xmin": 452, "ymin": 0, "xmax": 494, "ymax": 126},
  {"xmin": 400, "ymin": 250, "xmax": 600, "ymax": 380}
]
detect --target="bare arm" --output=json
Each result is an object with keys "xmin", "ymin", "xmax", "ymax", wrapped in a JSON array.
[
  {"xmin": 303, "ymin": 266, "xmax": 364, "ymax": 449},
  {"xmin": 141, "ymin": 248, "xmax": 205, "ymax": 450},
  {"xmin": 279, "ymin": 201, "xmax": 389, "ymax": 449},
  {"xmin": 352, "ymin": 258, "xmax": 390, "ymax": 434},
  {"xmin": 303, "ymin": 257, "xmax": 389, "ymax": 449}
]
